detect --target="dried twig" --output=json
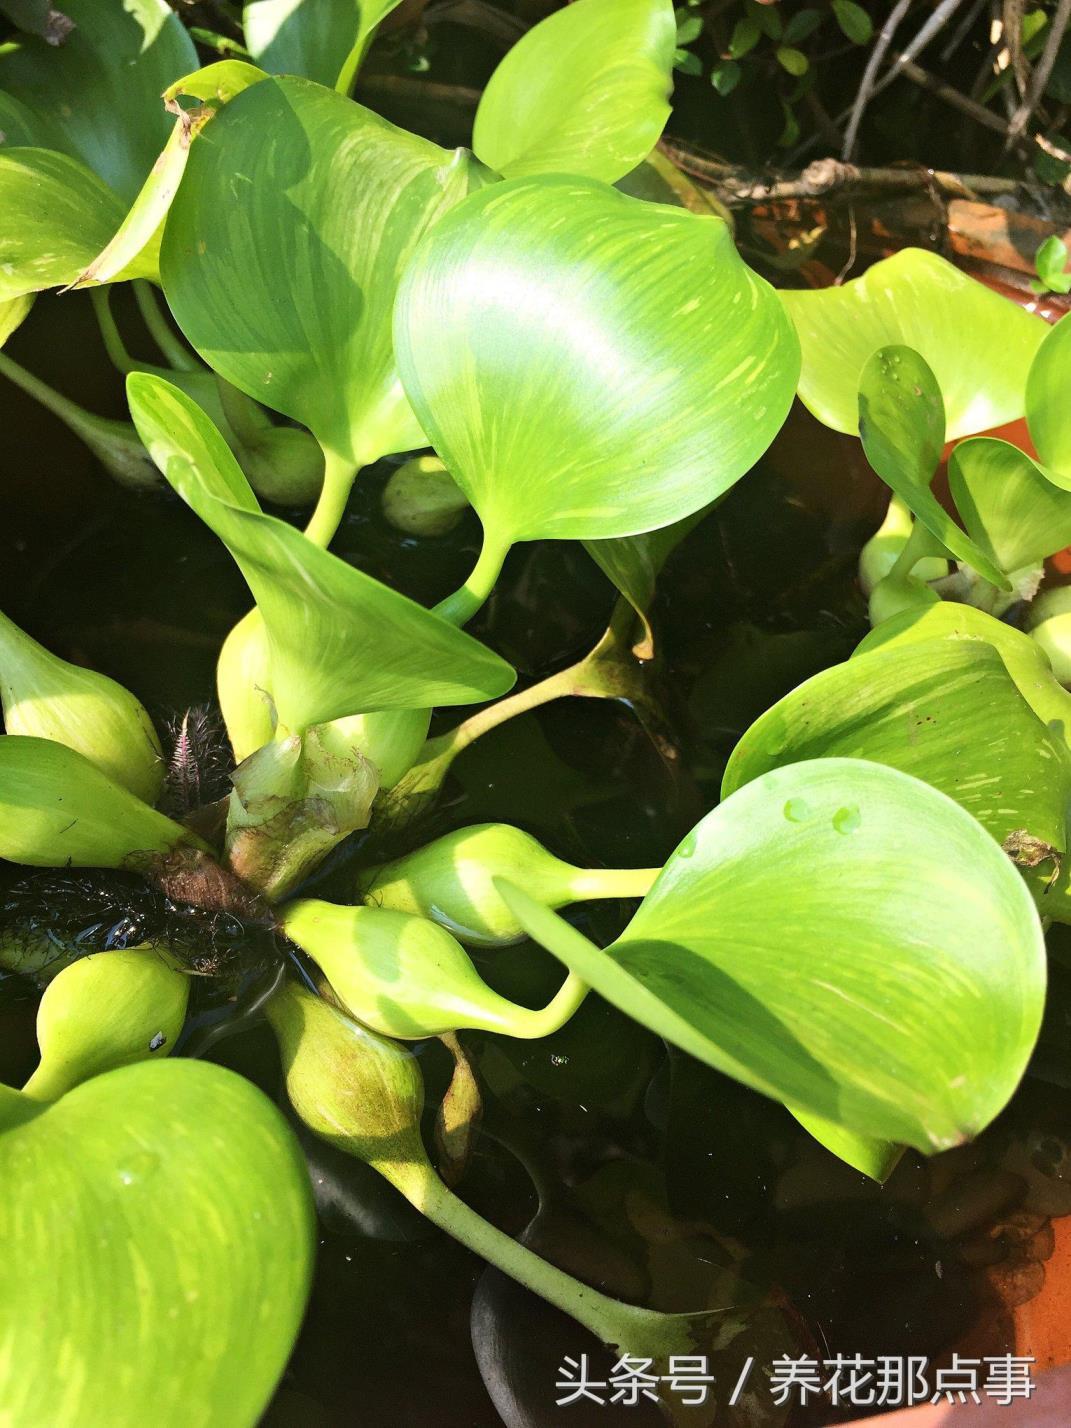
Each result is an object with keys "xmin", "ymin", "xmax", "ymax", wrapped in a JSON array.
[
  {"xmin": 1005, "ymin": 0, "xmax": 1071, "ymax": 145},
  {"xmin": 842, "ymin": 0, "xmax": 914, "ymax": 160}
]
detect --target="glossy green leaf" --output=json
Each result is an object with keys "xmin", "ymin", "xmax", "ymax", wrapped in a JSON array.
[
  {"xmin": 781, "ymin": 249, "xmax": 1047, "ymax": 438},
  {"xmin": 0, "ymin": 735, "xmax": 201, "ymax": 870},
  {"xmin": 1026, "ymin": 311, "xmax": 1071, "ymax": 471},
  {"xmin": 161, "ymin": 75, "xmax": 472, "ymax": 473},
  {"xmin": 281, "ymin": 899, "xmax": 586, "ymax": 1039},
  {"xmin": 854, "ymin": 600, "xmax": 1071, "ymax": 745},
  {"xmin": 127, "ymin": 374, "xmax": 515, "ymax": 729},
  {"xmin": 857, "ymin": 345, "xmax": 1007, "ymax": 587},
  {"xmin": 1032, "ymin": 235, "xmax": 1071, "ymax": 295},
  {"xmin": 832, "ymin": 0, "xmax": 872, "ymax": 43},
  {"xmin": 0, "ymin": 1059, "xmax": 314, "ymax": 1426},
  {"xmin": 722, "ymin": 638, "xmax": 1071, "ymax": 853},
  {"xmin": 0, "ymin": 148, "xmax": 152, "ymax": 302},
  {"xmin": 947, "ymin": 436, "xmax": 1071, "ymax": 573},
  {"xmin": 0, "ymin": 0, "xmax": 197, "ymax": 203},
  {"xmin": 395, "ymin": 174, "xmax": 800, "ymax": 555},
  {"xmin": 22, "ymin": 947, "xmax": 189, "ymax": 1102},
  {"xmin": 498, "ymin": 758, "xmax": 1046, "ymax": 1153},
  {"xmin": 789, "ymin": 1106, "xmax": 904, "ymax": 1182},
  {"xmin": 472, "ymin": 0, "xmax": 675, "ymax": 184},
  {"xmin": 74, "ymin": 60, "xmax": 268, "ymax": 290},
  {"xmin": 243, "ymin": 0, "xmax": 404, "ymax": 90}
]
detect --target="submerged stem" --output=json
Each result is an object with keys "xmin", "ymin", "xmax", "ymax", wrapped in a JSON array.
[
  {"xmin": 304, "ymin": 448, "xmax": 359, "ymax": 548},
  {"xmin": 133, "ymin": 281, "xmax": 198, "ymax": 372},
  {"xmin": 434, "ymin": 529, "xmax": 511, "ymax": 627}
]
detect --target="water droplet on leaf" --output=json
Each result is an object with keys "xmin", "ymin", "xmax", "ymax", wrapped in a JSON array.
[
  {"xmin": 783, "ymin": 798, "xmax": 810, "ymax": 823},
  {"xmin": 832, "ymin": 806, "xmax": 861, "ymax": 835}
]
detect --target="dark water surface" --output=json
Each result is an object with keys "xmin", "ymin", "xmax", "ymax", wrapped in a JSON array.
[{"xmin": 3, "ymin": 292, "xmax": 1071, "ymax": 1427}]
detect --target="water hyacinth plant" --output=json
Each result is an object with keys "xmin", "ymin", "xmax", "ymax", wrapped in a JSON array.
[{"xmin": 2, "ymin": 0, "xmax": 1071, "ymax": 1421}]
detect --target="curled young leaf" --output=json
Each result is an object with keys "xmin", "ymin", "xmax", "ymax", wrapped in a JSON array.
[
  {"xmin": 127, "ymin": 373, "xmax": 515, "ymax": 730},
  {"xmin": 781, "ymin": 249, "xmax": 1047, "ymax": 439},
  {"xmin": 499, "ymin": 758, "xmax": 1046, "ymax": 1154},
  {"xmin": 472, "ymin": 0, "xmax": 676, "ymax": 184}
]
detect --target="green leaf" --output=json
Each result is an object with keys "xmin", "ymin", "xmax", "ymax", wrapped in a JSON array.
[
  {"xmin": 777, "ymin": 99, "xmax": 800, "ymax": 148},
  {"xmin": 781, "ymin": 249, "xmax": 1047, "ymax": 438},
  {"xmin": 857, "ymin": 345, "xmax": 1008, "ymax": 587},
  {"xmin": 22, "ymin": 947, "xmax": 189, "ymax": 1102},
  {"xmin": 74, "ymin": 60, "xmax": 268, "ymax": 290},
  {"xmin": 0, "ymin": 1, "xmax": 71, "ymax": 42},
  {"xmin": 722, "ymin": 638, "xmax": 1071, "ymax": 854},
  {"xmin": 832, "ymin": 0, "xmax": 873, "ymax": 44},
  {"xmin": 728, "ymin": 15, "xmax": 761, "ymax": 57},
  {"xmin": 1026, "ymin": 311, "xmax": 1071, "ymax": 470},
  {"xmin": 0, "ymin": 148, "xmax": 151, "ymax": 302},
  {"xmin": 776, "ymin": 45, "xmax": 808, "ymax": 76},
  {"xmin": 127, "ymin": 373, "xmax": 515, "ymax": 731},
  {"xmin": 243, "ymin": 0, "xmax": 405, "ymax": 91},
  {"xmin": 783, "ymin": 8, "xmax": 823, "ymax": 44},
  {"xmin": 947, "ymin": 436, "xmax": 1071, "ymax": 573},
  {"xmin": 676, "ymin": 15, "xmax": 703, "ymax": 45},
  {"xmin": 0, "ymin": 293, "xmax": 34, "ymax": 349},
  {"xmin": 853, "ymin": 599, "xmax": 1071, "ymax": 744},
  {"xmin": 395, "ymin": 174, "xmax": 800, "ymax": 556},
  {"xmin": 584, "ymin": 508, "xmax": 708, "ymax": 656},
  {"xmin": 472, "ymin": 0, "xmax": 676, "ymax": 185},
  {"xmin": 0, "ymin": 734, "xmax": 200, "ymax": 870},
  {"xmin": 710, "ymin": 58, "xmax": 742, "ymax": 94},
  {"xmin": 748, "ymin": 0, "xmax": 782, "ymax": 40},
  {"xmin": 789, "ymin": 1106, "xmax": 904, "ymax": 1181},
  {"xmin": 1032, "ymin": 235, "xmax": 1071, "ymax": 294},
  {"xmin": 0, "ymin": 0, "xmax": 197, "ymax": 203},
  {"xmin": 161, "ymin": 75, "xmax": 472, "ymax": 473},
  {"xmin": 498, "ymin": 757, "xmax": 1046, "ymax": 1153},
  {"xmin": 673, "ymin": 48, "xmax": 702, "ymax": 75},
  {"xmin": 0, "ymin": 1059, "xmax": 314, "ymax": 1425}
]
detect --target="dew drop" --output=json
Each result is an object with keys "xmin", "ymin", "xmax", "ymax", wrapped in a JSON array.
[
  {"xmin": 783, "ymin": 798, "xmax": 810, "ymax": 823},
  {"xmin": 832, "ymin": 805, "xmax": 861, "ymax": 835},
  {"xmin": 115, "ymin": 1150, "xmax": 161, "ymax": 1188},
  {"xmin": 676, "ymin": 831, "xmax": 698, "ymax": 859}
]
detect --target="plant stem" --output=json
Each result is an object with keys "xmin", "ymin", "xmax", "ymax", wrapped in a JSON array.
[
  {"xmin": 304, "ymin": 448, "xmax": 359, "ymax": 548},
  {"xmin": 505, "ymin": 971, "xmax": 590, "ymax": 1039},
  {"xmin": 391, "ymin": 1163, "xmax": 719, "ymax": 1359},
  {"xmin": 888, "ymin": 517, "xmax": 946, "ymax": 582},
  {"xmin": 90, "ymin": 289, "xmax": 135, "ymax": 373},
  {"xmin": 567, "ymin": 866, "xmax": 660, "ymax": 902},
  {"xmin": 133, "ymin": 281, "xmax": 199, "ymax": 372},
  {"xmin": 434, "ymin": 529, "xmax": 511, "ymax": 626},
  {"xmin": 0, "ymin": 349, "xmax": 98, "ymax": 430}
]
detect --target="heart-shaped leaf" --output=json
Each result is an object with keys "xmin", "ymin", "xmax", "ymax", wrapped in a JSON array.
[
  {"xmin": 1026, "ymin": 310, "xmax": 1071, "ymax": 472},
  {"xmin": 0, "ymin": 735, "xmax": 203, "ymax": 870},
  {"xmin": 0, "ymin": 148, "xmax": 153, "ymax": 302},
  {"xmin": 161, "ymin": 75, "xmax": 473, "ymax": 493},
  {"xmin": 947, "ymin": 436, "xmax": 1071, "ymax": 573},
  {"xmin": 127, "ymin": 374, "xmax": 515, "ymax": 729},
  {"xmin": 498, "ymin": 757, "xmax": 1046, "ymax": 1153},
  {"xmin": 22, "ymin": 947, "xmax": 190, "ymax": 1101},
  {"xmin": 781, "ymin": 249, "xmax": 1047, "ymax": 438},
  {"xmin": 0, "ymin": 1059, "xmax": 314, "ymax": 1425},
  {"xmin": 472, "ymin": 0, "xmax": 676, "ymax": 184},
  {"xmin": 243, "ymin": 0, "xmax": 406, "ymax": 91},
  {"xmin": 857, "ymin": 345, "xmax": 1008, "ymax": 587},
  {"xmin": 74, "ymin": 60, "xmax": 268, "ymax": 290},
  {"xmin": 394, "ymin": 174, "xmax": 799, "ymax": 562},
  {"xmin": 0, "ymin": 0, "xmax": 197, "ymax": 203},
  {"xmin": 722, "ymin": 637, "xmax": 1071, "ymax": 854}
]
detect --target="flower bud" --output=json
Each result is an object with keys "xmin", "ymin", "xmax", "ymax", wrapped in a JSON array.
[
  {"xmin": 0, "ymin": 607, "xmax": 163, "ymax": 804},
  {"xmin": 225, "ymin": 728, "xmax": 379, "ymax": 901},
  {"xmin": 359, "ymin": 823, "xmax": 653, "ymax": 946},
  {"xmin": 217, "ymin": 609, "xmax": 275, "ymax": 763},
  {"xmin": 282, "ymin": 898, "xmax": 584, "ymax": 1039},
  {"xmin": 859, "ymin": 496, "xmax": 948, "ymax": 597},
  {"xmin": 0, "ymin": 735, "xmax": 198, "ymax": 871},
  {"xmin": 266, "ymin": 980, "xmax": 429, "ymax": 1184},
  {"xmin": 315, "ymin": 707, "xmax": 430, "ymax": 791},
  {"xmin": 381, "ymin": 456, "xmax": 469, "ymax": 537},
  {"xmin": 22, "ymin": 946, "xmax": 189, "ymax": 1101},
  {"xmin": 1028, "ymin": 586, "xmax": 1071, "ymax": 686}
]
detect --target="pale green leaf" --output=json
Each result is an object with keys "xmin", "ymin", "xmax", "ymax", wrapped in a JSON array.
[
  {"xmin": 243, "ymin": 0, "xmax": 405, "ymax": 90},
  {"xmin": 857, "ymin": 345, "xmax": 1008, "ymax": 587},
  {"xmin": 498, "ymin": 757, "xmax": 1046, "ymax": 1153},
  {"xmin": 947, "ymin": 436, "xmax": 1071, "ymax": 573},
  {"xmin": 127, "ymin": 373, "xmax": 515, "ymax": 730},
  {"xmin": 781, "ymin": 249, "xmax": 1047, "ymax": 438},
  {"xmin": 0, "ymin": 293, "xmax": 34, "ymax": 349},
  {"xmin": 0, "ymin": 0, "xmax": 197, "ymax": 203},
  {"xmin": 1026, "ymin": 310, "xmax": 1071, "ymax": 470},
  {"xmin": 394, "ymin": 174, "xmax": 800, "ymax": 552},
  {"xmin": 472, "ymin": 0, "xmax": 676, "ymax": 184},
  {"xmin": 0, "ymin": 1059, "xmax": 314, "ymax": 1426},
  {"xmin": 161, "ymin": 75, "xmax": 472, "ymax": 470},
  {"xmin": 722, "ymin": 638, "xmax": 1071, "ymax": 854}
]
